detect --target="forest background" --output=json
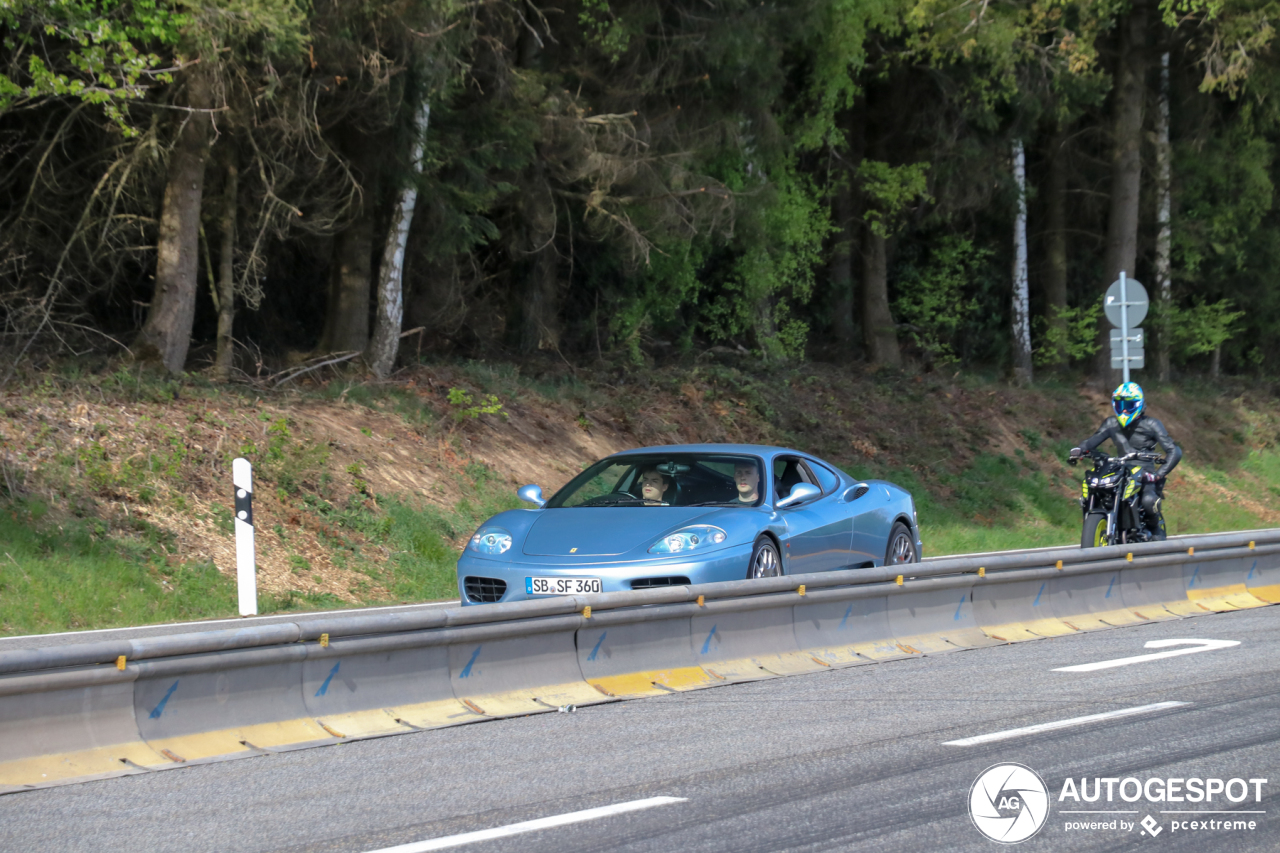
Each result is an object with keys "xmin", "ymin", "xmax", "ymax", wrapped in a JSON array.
[
  {"xmin": 1, "ymin": 0, "xmax": 1276, "ymax": 379},
  {"xmin": 2, "ymin": 0, "xmax": 1280, "ymax": 635}
]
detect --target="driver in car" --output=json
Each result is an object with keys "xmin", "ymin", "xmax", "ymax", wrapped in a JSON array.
[
  {"xmin": 734, "ymin": 461, "xmax": 761, "ymax": 504},
  {"xmin": 638, "ymin": 467, "xmax": 673, "ymax": 505}
]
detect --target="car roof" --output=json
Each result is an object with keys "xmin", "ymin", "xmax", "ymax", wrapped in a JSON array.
[{"xmin": 608, "ymin": 444, "xmax": 810, "ymax": 459}]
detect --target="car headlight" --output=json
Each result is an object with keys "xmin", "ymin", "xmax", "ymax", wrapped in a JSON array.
[
  {"xmin": 648, "ymin": 525, "xmax": 728, "ymax": 554},
  {"xmin": 468, "ymin": 528, "xmax": 513, "ymax": 555}
]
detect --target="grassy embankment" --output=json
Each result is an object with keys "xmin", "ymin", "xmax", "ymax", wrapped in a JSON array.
[{"xmin": 1, "ymin": 360, "xmax": 1276, "ymax": 636}]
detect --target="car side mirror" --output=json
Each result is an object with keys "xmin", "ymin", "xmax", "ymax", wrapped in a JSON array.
[
  {"xmin": 776, "ymin": 482, "xmax": 821, "ymax": 508},
  {"xmin": 517, "ymin": 484, "xmax": 546, "ymax": 507}
]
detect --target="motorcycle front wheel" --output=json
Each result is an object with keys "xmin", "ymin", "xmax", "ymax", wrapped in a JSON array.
[{"xmin": 1081, "ymin": 512, "xmax": 1108, "ymax": 548}]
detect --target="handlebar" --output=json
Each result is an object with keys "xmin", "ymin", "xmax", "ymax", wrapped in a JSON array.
[{"xmin": 1072, "ymin": 450, "xmax": 1165, "ymax": 466}]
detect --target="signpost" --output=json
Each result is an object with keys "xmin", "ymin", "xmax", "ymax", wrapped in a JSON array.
[{"xmin": 1104, "ymin": 272, "xmax": 1148, "ymax": 380}]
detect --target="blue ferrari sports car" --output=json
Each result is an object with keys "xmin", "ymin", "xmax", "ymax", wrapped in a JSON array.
[{"xmin": 456, "ymin": 444, "xmax": 920, "ymax": 605}]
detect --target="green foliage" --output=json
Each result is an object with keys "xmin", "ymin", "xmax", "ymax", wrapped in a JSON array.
[
  {"xmin": 892, "ymin": 236, "xmax": 988, "ymax": 367},
  {"xmin": 446, "ymin": 387, "xmax": 506, "ymax": 420},
  {"xmin": 0, "ymin": 0, "xmax": 184, "ymax": 132},
  {"xmin": 1174, "ymin": 131, "xmax": 1274, "ymax": 274},
  {"xmin": 1164, "ymin": 298, "xmax": 1245, "ymax": 358},
  {"xmin": 859, "ymin": 160, "xmax": 932, "ymax": 238},
  {"xmin": 1033, "ymin": 304, "xmax": 1103, "ymax": 366},
  {"xmin": 578, "ymin": 0, "xmax": 631, "ymax": 62}
]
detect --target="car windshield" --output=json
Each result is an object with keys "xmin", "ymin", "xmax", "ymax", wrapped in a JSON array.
[{"xmin": 545, "ymin": 453, "xmax": 767, "ymax": 508}]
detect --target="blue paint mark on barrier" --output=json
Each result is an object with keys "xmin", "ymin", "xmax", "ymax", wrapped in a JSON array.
[
  {"xmin": 1188, "ymin": 566, "xmax": 1200, "ymax": 587},
  {"xmin": 315, "ymin": 662, "xmax": 339, "ymax": 697},
  {"xmin": 701, "ymin": 625, "xmax": 718, "ymax": 655},
  {"xmin": 587, "ymin": 632, "xmax": 607, "ymax": 662},
  {"xmin": 954, "ymin": 594, "xmax": 966, "ymax": 621},
  {"xmin": 837, "ymin": 604, "xmax": 853, "ymax": 630},
  {"xmin": 1104, "ymin": 575, "xmax": 1116, "ymax": 599},
  {"xmin": 149, "ymin": 681, "xmax": 179, "ymax": 719},
  {"xmin": 459, "ymin": 646, "xmax": 482, "ymax": 678},
  {"xmin": 1248, "ymin": 560, "xmax": 1258, "ymax": 580},
  {"xmin": 1032, "ymin": 583, "xmax": 1045, "ymax": 607}
]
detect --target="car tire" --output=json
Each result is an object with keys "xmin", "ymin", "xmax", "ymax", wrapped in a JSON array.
[
  {"xmin": 1081, "ymin": 513, "xmax": 1108, "ymax": 548},
  {"xmin": 747, "ymin": 536, "xmax": 782, "ymax": 579},
  {"xmin": 885, "ymin": 522, "xmax": 918, "ymax": 565}
]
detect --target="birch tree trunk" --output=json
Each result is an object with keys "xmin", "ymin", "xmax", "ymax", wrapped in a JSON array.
[
  {"xmin": 365, "ymin": 98, "xmax": 431, "ymax": 378},
  {"xmin": 1011, "ymin": 139, "xmax": 1032, "ymax": 384},
  {"xmin": 213, "ymin": 156, "xmax": 237, "ymax": 382},
  {"xmin": 1044, "ymin": 129, "xmax": 1069, "ymax": 366},
  {"xmin": 1155, "ymin": 51, "xmax": 1173, "ymax": 382},
  {"xmin": 134, "ymin": 64, "xmax": 214, "ymax": 374},
  {"xmin": 1098, "ymin": 0, "xmax": 1148, "ymax": 386}
]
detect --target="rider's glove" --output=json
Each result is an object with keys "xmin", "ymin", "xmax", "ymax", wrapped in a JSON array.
[
  {"xmin": 1141, "ymin": 472, "xmax": 1161, "ymax": 485},
  {"xmin": 1068, "ymin": 447, "xmax": 1083, "ymax": 466}
]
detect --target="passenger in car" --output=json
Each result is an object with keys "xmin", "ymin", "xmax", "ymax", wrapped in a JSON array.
[
  {"xmin": 638, "ymin": 467, "xmax": 673, "ymax": 505},
  {"xmin": 734, "ymin": 461, "xmax": 761, "ymax": 504}
]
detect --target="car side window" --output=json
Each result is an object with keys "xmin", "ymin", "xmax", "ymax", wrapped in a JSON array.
[
  {"xmin": 807, "ymin": 461, "xmax": 840, "ymax": 494},
  {"xmin": 773, "ymin": 456, "xmax": 817, "ymax": 500}
]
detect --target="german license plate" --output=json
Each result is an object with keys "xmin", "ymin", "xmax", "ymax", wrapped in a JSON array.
[{"xmin": 525, "ymin": 576, "xmax": 602, "ymax": 595}]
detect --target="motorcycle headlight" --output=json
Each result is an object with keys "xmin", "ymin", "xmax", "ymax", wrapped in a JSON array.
[
  {"xmin": 648, "ymin": 525, "xmax": 728, "ymax": 554},
  {"xmin": 468, "ymin": 527, "xmax": 513, "ymax": 555}
]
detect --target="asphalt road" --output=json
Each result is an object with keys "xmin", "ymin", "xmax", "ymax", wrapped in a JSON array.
[{"xmin": 3, "ymin": 606, "xmax": 1277, "ymax": 853}]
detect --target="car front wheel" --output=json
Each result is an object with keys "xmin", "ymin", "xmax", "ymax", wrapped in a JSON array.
[
  {"xmin": 747, "ymin": 536, "xmax": 782, "ymax": 579},
  {"xmin": 885, "ymin": 522, "xmax": 918, "ymax": 565}
]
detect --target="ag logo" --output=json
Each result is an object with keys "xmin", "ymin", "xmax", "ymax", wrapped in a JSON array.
[{"xmin": 968, "ymin": 763, "xmax": 1050, "ymax": 844}]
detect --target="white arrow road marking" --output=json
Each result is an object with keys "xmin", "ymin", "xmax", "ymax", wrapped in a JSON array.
[
  {"xmin": 361, "ymin": 797, "xmax": 688, "ymax": 852},
  {"xmin": 943, "ymin": 702, "xmax": 1189, "ymax": 746},
  {"xmin": 1053, "ymin": 639, "xmax": 1240, "ymax": 673}
]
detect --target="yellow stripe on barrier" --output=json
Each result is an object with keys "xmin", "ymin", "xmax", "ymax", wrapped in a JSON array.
[
  {"xmin": 980, "ymin": 618, "xmax": 1077, "ymax": 642},
  {"xmin": 455, "ymin": 680, "xmax": 606, "ymax": 716},
  {"xmin": 1185, "ymin": 584, "xmax": 1270, "ymax": 611},
  {"xmin": 0, "ymin": 741, "xmax": 169, "ymax": 788},
  {"xmin": 587, "ymin": 667, "xmax": 721, "ymax": 698},
  {"xmin": 1247, "ymin": 584, "xmax": 1280, "ymax": 604},
  {"xmin": 144, "ymin": 718, "xmax": 334, "ymax": 763},
  {"xmin": 387, "ymin": 698, "xmax": 483, "ymax": 729},
  {"xmin": 314, "ymin": 709, "xmax": 414, "ymax": 739},
  {"xmin": 1059, "ymin": 608, "xmax": 1149, "ymax": 631}
]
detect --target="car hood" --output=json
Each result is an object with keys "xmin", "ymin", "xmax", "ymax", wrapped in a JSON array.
[{"xmin": 522, "ymin": 506, "xmax": 718, "ymax": 556}]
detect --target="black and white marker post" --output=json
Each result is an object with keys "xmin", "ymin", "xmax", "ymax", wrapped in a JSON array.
[{"xmin": 232, "ymin": 457, "xmax": 258, "ymax": 616}]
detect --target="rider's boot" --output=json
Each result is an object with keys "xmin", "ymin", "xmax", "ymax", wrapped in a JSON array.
[{"xmin": 1147, "ymin": 514, "xmax": 1167, "ymax": 542}]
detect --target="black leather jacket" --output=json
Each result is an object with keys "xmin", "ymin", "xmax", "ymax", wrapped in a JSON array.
[{"xmin": 1079, "ymin": 414, "xmax": 1183, "ymax": 479}]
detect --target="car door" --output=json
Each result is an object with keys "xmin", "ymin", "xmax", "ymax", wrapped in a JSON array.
[
  {"xmin": 773, "ymin": 456, "xmax": 854, "ymax": 572},
  {"xmin": 851, "ymin": 482, "xmax": 894, "ymax": 564}
]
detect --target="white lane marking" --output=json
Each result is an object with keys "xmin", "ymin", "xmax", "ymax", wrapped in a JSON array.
[
  {"xmin": 1052, "ymin": 639, "xmax": 1240, "ymax": 673},
  {"xmin": 361, "ymin": 797, "xmax": 688, "ymax": 852},
  {"xmin": 943, "ymin": 702, "xmax": 1189, "ymax": 747},
  {"xmin": 0, "ymin": 600, "xmax": 460, "ymax": 643}
]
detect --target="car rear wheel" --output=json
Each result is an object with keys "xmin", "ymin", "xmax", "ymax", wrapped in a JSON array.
[
  {"xmin": 747, "ymin": 537, "xmax": 782, "ymax": 579},
  {"xmin": 885, "ymin": 522, "xmax": 918, "ymax": 565}
]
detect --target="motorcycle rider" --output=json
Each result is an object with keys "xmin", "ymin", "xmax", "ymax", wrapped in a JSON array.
[{"xmin": 1068, "ymin": 383, "xmax": 1182, "ymax": 540}]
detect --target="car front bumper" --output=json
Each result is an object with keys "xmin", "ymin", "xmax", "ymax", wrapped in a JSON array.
[{"xmin": 455, "ymin": 543, "xmax": 755, "ymax": 605}]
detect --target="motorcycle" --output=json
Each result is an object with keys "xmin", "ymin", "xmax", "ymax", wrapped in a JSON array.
[{"xmin": 1069, "ymin": 450, "xmax": 1166, "ymax": 547}]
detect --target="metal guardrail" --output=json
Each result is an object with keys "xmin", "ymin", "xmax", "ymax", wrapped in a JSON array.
[{"xmin": 1, "ymin": 527, "xmax": 1278, "ymax": 793}]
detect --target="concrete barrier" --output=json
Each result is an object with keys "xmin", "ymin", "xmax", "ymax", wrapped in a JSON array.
[
  {"xmin": 302, "ymin": 641, "xmax": 477, "ymax": 739},
  {"xmin": 1, "ymin": 529, "xmax": 1277, "ymax": 795},
  {"xmin": 690, "ymin": 601, "xmax": 826, "ymax": 680},
  {"xmin": 1047, "ymin": 569, "xmax": 1151, "ymax": 631},
  {"xmin": 448, "ymin": 632, "xmax": 606, "ymax": 716},
  {"xmin": 133, "ymin": 648, "xmax": 335, "ymax": 765},
  {"xmin": 884, "ymin": 580, "xmax": 1001, "ymax": 653},
  {"xmin": 972, "ymin": 578, "xmax": 1078, "ymax": 641},
  {"xmin": 576, "ymin": 614, "xmax": 722, "ymax": 697},
  {"xmin": 0, "ymin": 670, "xmax": 167, "ymax": 792},
  {"xmin": 793, "ymin": 594, "xmax": 907, "ymax": 666},
  {"xmin": 1183, "ymin": 556, "xmax": 1270, "ymax": 611},
  {"xmin": 1246, "ymin": 549, "xmax": 1280, "ymax": 603}
]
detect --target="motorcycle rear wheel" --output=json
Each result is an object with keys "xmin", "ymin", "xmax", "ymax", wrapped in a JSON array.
[{"xmin": 1081, "ymin": 512, "xmax": 1108, "ymax": 548}]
